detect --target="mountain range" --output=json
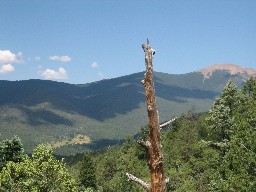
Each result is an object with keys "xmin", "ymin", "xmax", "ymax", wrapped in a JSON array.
[{"xmin": 0, "ymin": 64, "xmax": 255, "ymax": 155}]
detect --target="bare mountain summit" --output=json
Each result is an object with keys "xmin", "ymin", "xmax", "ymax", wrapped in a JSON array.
[{"xmin": 197, "ymin": 64, "xmax": 256, "ymax": 79}]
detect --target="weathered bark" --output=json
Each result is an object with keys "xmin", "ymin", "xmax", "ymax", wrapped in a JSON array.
[
  {"xmin": 127, "ymin": 39, "xmax": 176, "ymax": 192},
  {"xmin": 142, "ymin": 39, "xmax": 165, "ymax": 192}
]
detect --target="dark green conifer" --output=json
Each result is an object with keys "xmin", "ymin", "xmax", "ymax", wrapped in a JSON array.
[
  {"xmin": 0, "ymin": 135, "xmax": 24, "ymax": 170},
  {"xmin": 209, "ymin": 78, "xmax": 256, "ymax": 191},
  {"xmin": 79, "ymin": 152, "xmax": 97, "ymax": 190},
  {"xmin": 206, "ymin": 80, "xmax": 240, "ymax": 153}
]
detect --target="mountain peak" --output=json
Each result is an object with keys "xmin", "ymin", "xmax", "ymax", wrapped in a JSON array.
[{"xmin": 197, "ymin": 64, "xmax": 256, "ymax": 79}]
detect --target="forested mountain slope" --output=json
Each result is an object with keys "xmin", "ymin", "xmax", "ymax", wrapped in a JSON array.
[{"xmin": 0, "ymin": 64, "xmax": 254, "ymax": 155}]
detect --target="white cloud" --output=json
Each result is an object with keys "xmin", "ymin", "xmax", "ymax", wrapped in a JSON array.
[
  {"xmin": 0, "ymin": 50, "xmax": 23, "ymax": 74},
  {"xmin": 0, "ymin": 50, "xmax": 21, "ymax": 64},
  {"xmin": 98, "ymin": 72, "xmax": 104, "ymax": 78},
  {"xmin": 41, "ymin": 67, "xmax": 68, "ymax": 80},
  {"xmin": 91, "ymin": 62, "xmax": 99, "ymax": 68},
  {"xmin": 0, "ymin": 64, "xmax": 15, "ymax": 74},
  {"xmin": 49, "ymin": 55, "xmax": 71, "ymax": 62}
]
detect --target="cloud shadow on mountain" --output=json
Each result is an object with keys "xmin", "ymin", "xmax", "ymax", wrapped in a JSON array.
[
  {"xmin": 0, "ymin": 72, "xmax": 218, "ymax": 121},
  {"xmin": 16, "ymin": 105, "xmax": 73, "ymax": 126}
]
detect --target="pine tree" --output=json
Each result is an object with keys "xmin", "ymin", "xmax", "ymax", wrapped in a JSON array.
[
  {"xmin": 79, "ymin": 152, "xmax": 97, "ymax": 190},
  {"xmin": 206, "ymin": 80, "xmax": 240, "ymax": 154},
  {"xmin": 0, "ymin": 136, "xmax": 24, "ymax": 170},
  {"xmin": 209, "ymin": 78, "xmax": 256, "ymax": 191}
]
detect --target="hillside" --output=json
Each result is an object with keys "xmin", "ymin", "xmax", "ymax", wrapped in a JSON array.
[{"xmin": 0, "ymin": 64, "xmax": 254, "ymax": 155}]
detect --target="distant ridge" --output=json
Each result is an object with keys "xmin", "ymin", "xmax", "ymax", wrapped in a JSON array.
[
  {"xmin": 197, "ymin": 64, "xmax": 256, "ymax": 79},
  {"xmin": 0, "ymin": 66, "xmax": 253, "ymax": 155}
]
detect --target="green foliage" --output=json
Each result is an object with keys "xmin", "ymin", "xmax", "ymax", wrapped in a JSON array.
[
  {"xmin": 242, "ymin": 77, "xmax": 256, "ymax": 98},
  {"xmin": 0, "ymin": 144, "xmax": 77, "ymax": 191},
  {"xmin": 206, "ymin": 78, "xmax": 256, "ymax": 191},
  {"xmin": 79, "ymin": 152, "xmax": 97, "ymax": 190},
  {"xmin": 69, "ymin": 138, "xmax": 148, "ymax": 191},
  {"xmin": 163, "ymin": 111, "xmax": 217, "ymax": 191},
  {"xmin": 0, "ymin": 136, "xmax": 24, "ymax": 170},
  {"xmin": 206, "ymin": 80, "xmax": 239, "ymax": 142},
  {"xmin": 205, "ymin": 80, "xmax": 241, "ymax": 160}
]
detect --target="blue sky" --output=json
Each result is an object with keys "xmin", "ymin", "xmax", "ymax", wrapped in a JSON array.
[{"xmin": 0, "ymin": 0, "xmax": 255, "ymax": 84}]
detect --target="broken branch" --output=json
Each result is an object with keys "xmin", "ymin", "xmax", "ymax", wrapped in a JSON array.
[
  {"xmin": 160, "ymin": 117, "xmax": 177, "ymax": 130},
  {"xmin": 126, "ymin": 173, "xmax": 151, "ymax": 191}
]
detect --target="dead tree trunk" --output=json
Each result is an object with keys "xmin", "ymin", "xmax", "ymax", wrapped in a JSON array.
[
  {"xmin": 142, "ymin": 39, "xmax": 165, "ymax": 192},
  {"xmin": 126, "ymin": 39, "xmax": 175, "ymax": 192}
]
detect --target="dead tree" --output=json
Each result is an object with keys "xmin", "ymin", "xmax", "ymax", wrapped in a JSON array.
[{"xmin": 126, "ymin": 39, "xmax": 176, "ymax": 192}]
